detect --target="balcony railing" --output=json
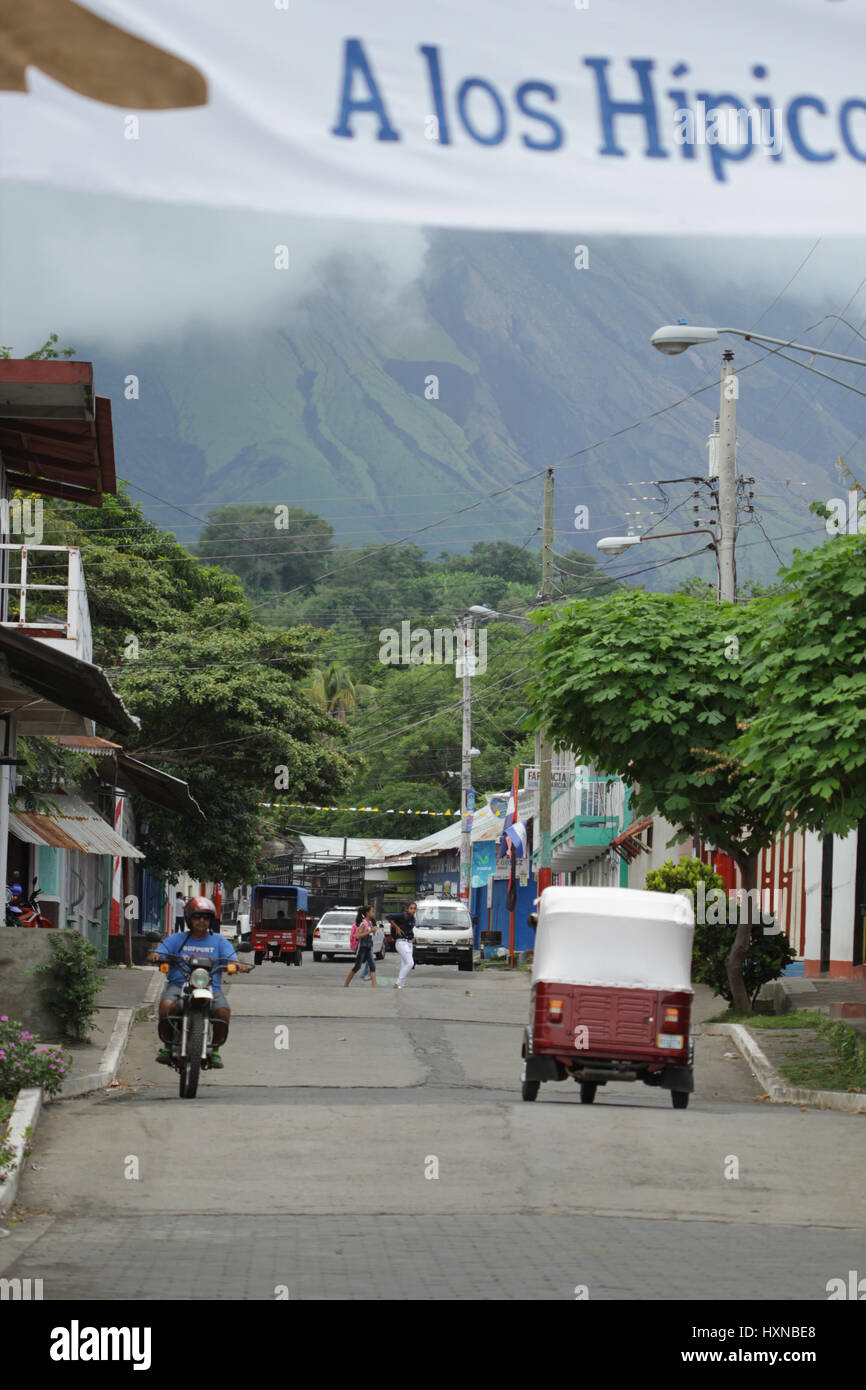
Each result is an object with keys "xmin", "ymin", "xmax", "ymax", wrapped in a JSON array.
[
  {"xmin": 551, "ymin": 771, "xmax": 624, "ymax": 836},
  {"xmin": 0, "ymin": 545, "xmax": 93, "ymax": 664}
]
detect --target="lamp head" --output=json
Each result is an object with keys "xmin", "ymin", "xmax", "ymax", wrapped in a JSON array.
[
  {"xmin": 651, "ymin": 324, "xmax": 721, "ymax": 355},
  {"xmin": 597, "ymin": 535, "xmax": 641, "ymax": 557}
]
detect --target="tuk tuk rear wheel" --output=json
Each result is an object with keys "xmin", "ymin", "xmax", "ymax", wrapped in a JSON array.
[
  {"xmin": 294, "ymin": 949, "xmax": 303, "ymax": 966},
  {"xmin": 521, "ymin": 1079, "xmax": 540, "ymax": 1102},
  {"xmin": 579, "ymin": 1082, "xmax": 597, "ymax": 1105},
  {"xmin": 671, "ymin": 1090, "xmax": 689, "ymax": 1109},
  {"xmin": 254, "ymin": 951, "xmax": 264, "ymax": 965}
]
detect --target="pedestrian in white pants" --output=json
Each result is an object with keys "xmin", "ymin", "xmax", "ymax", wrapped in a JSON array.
[
  {"xmin": 388, "ymin": 902, "xmax": 417, "ymax": 989},
  {"xmin": 395, "ymin": 937, "xmax": 414, "ymax": 987}
]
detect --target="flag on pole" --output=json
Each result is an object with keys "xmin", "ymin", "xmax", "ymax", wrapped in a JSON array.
[
  {"xmin": 498, "ymin": 765, "xmax": 527, "ymax": 859},
  {"xmin": 498, "ymin": 766, "xmax": 520, "ymax": 859}
]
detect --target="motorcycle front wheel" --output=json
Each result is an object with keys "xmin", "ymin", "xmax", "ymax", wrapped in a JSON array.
[{"xmin": 179, "ymin": 1012, "xmax": 204, "ymax": 1098}]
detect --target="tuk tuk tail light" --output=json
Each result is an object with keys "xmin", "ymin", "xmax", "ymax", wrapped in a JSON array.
[
  {"xmin": 664, "ymin": 1007, "xmax": 680, "ymax": 1025},
  {"xmin": 548, "ymin": 999, "xmax": 564, "ymax": 1023}
]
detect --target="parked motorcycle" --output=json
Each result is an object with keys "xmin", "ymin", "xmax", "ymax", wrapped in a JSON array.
[
  {"xmin": 157, "ymin": 951, "xmax": 251, "ymax": 1098},
  {"xmin": 5, "ymin": 877, "xmax": 53, "ymax": 929}
]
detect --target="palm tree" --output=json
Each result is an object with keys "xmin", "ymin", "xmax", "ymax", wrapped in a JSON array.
[{"xmin": 305, "ymin": 663, "xmax": 376, "ymax": 723}]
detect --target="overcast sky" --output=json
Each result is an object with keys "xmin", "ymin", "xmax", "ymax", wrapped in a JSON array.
[{"xmin": 1, "ymin": 181, "xmax": 863, "ymax": 354}]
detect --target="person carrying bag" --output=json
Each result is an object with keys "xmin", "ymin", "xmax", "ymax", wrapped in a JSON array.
[{"xmin": 344, "ymin": 906, "xmax": 377, "ymax": 987}]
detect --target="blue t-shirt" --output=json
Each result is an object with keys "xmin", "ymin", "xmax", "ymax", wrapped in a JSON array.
[{"xmin": 156, "ymin": 930, "xmax": 238, "ymax": 991}]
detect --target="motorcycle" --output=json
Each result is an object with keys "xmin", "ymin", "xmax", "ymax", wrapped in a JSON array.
[
  {"xmin": 5, "ymin": 877, "xmax": 53, "ymax": 929},
  {"xmin": 157, "ymin": 951, "xmax": 251, "ymax": 1098}
]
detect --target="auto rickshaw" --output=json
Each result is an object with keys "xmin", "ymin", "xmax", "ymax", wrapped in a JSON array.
[
  {"xmin": 250, "ymin": 884, "xmax": 308, "ymax": 966},
  {"xmin": 521, "ymin": 886, "xmax": 695, "ymax": 1109}
]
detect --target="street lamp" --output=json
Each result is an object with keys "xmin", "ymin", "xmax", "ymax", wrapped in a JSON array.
[
  {"xmin": 597, "ymin": 527, "xmax": 719, "ymax": 567},
  {"xmin": 651, "ymin": 322, "xmax": 866, "ymax": 369},
  {"xmin": 596, "ymin": 535, "xmax": 642, "ymax": 558}
]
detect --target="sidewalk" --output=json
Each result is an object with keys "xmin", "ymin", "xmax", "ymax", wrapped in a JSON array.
[
  {"xmin": 57, "ymin": 964, "xmax": 160, "ymax": 1098},
  {"xmin": 774, "ymin": 975, "xmax": 866, "ymax": 1036},
  {"xmin": 1, "ymin": 965, "xmax": 160, "ymax": 1215}
]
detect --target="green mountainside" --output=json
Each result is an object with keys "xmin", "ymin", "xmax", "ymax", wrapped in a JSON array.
[{"xmin": 88, "ymin": 231, "xmax": 859, "ymax": 589}]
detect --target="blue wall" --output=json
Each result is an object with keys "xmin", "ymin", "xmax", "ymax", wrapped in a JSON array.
[{"xmin": 471, "ymin": 874, "xmax": 537, "ymax": 952}]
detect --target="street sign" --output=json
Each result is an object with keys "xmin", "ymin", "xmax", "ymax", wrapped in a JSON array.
[{"xmin": 523, "ymin": 767, "xmax": 570, "ymax": 789}]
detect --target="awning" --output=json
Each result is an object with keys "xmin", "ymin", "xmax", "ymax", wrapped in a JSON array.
[
  {"xmin": 46, "ymin": 735, "xmax": 204, "ymax": 818},
  {"xmin": 0, "ymin": 625, "xmax": 138, "ymax": 735},
  {"xmin": 9, "ymin": 791, "xmax": 143, "ymax": 858},
  {"xmin": 0, "ymin": 361, "xmax": 116, "ymax": 506},
  {"xmin": 115, "ymin": 754, "xmax": 204, "ymax": 819},
  {"xmin": 610, "ymin": 817, "xmax": 653, "ymax": 863}
]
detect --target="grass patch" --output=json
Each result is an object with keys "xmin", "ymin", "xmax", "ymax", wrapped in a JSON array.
[
  {"xmin": 706, "ymin": 1008, "xmax": 824, "ymax": 1028},
  {"xmin": 779, "ymin": 1018, "xmax": 866, "ymax": 1091}
]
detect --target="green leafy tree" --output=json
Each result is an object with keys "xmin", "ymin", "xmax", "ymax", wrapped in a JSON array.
[
  {"xmin": 278, "ymin": 621, "xmax": 537, "ymax": 838},
  {"xmin": 528, "ymin": 587, "xmax": 786, "ymax": 1012},
  {"xmin": 0, "ymin": 333, "xmax": 77, "ymax": 360},
  {"xmin": 40, "ymin": 493, "xmax": 357, "ymax": 881},
  {"xmin": 195, "ymin": 504, "xmax": 333, "ymax": 594},
  {"xmin": 736, "ymin": 530, "xmax": 866, "ymax": 834},
  {"xmin": 645, "ymin": 857, "xmax": 795, "ymax": 1005}
]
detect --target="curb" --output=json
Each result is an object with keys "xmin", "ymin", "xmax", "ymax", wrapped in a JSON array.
[
  {"xmin": 707, "ymin": 1022, "xmax": 866, "ymax": 1113},
  {"xmin": 58, "ymin": 1009, "xmax": 134, "ymax": 1099},
  {"xmin": 0, "ymin": 1088, "xmax": 42, "ymax": 1216},
  {"xmin": 0, "ymin": 970, "xmax": 159, "ymax": 1216},
  {"xmin": 57, "ymin": 966, "xmax": 162, "ymax": 1099}
]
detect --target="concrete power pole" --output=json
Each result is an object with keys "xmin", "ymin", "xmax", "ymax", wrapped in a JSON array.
[
  {"xmin": 536, "ymin": 468, "xmax": 555, "ymax": 898},
  {"xmin": 718, "ymin": 351, "xmax": 738, "ymax": 603},
  {"xmin": 459, "ymin": 615, "xmax": 473, "ymax": 903}
]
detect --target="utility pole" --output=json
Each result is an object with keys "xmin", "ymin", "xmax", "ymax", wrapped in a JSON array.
[
  {"xmin": 718, "ymin": 351, "xmax": 738, "ymax": 603},
  {"xmin": 459, "ymin": 614, "xmax": 474, "ymax": 904},
  {"xmin": 536, "ymin": 468, "xmax": 555, "ymax": 898}
]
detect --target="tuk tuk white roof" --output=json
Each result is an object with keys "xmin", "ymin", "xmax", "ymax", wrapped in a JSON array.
[{"xmin": 532, "ymin": 886, "xmax": 694, "ymax": 993}]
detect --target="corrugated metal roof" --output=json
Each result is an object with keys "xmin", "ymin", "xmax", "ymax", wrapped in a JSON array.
[
  {"xmin": 47, "ymin": 735, "xmax": 121, "ymax": 756},
  {"xmin": 380, "ymin": 790, "xmax": 538, "ymax": 860},
  {"xmin": 9, "ymin": 791, "xmax": 143, "ymax": 858},
  {"xmin": 298, "ymin": 834, "xmax": 423, "ymax": 862}
]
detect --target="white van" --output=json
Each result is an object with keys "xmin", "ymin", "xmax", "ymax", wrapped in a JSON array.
[{"xmin": 412, "ymin": 899, "xmax": 474, "ymax": 972}]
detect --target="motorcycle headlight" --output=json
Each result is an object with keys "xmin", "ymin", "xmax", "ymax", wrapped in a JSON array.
[{"xmin": 190, "ymin": 968, "xmax": 211, "ymax": 988}]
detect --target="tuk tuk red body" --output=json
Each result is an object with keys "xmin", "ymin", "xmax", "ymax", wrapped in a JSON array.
[
  {"xmin": 250, "ymin": 884, "xmax": 309, "ymax": 967},
  {"xmin": 522, "ymin": 887, "xmax": 695, "ymax": 1109}
]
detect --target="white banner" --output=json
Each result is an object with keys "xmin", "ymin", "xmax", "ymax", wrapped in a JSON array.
[{"xmin": 2, "ymin": 1, "xmax": 865, "ymax": 234}]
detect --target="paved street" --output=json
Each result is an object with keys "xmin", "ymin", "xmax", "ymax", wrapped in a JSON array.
[{"xmin": 2, "ymin": 961, "xmax": 865, "ymax": 1300}]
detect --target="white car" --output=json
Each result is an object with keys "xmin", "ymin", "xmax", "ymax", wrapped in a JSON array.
[
  {"xmin": 412, "ymin": 899, "xmax": 475, "ymax": 972},
  {"xmin": 312, "ymin": 908, "xmax": 386, "ymax": 961}
]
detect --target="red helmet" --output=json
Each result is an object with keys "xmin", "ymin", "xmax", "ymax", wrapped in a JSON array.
[{"xmin": 184, "ymin": 896, "xmax": 217, "ymax": 924}]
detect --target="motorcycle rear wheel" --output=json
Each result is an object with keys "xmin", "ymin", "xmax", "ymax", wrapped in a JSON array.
[{"xmin": 179, "ymin": 1013, "xmax": 204, "ymax": 1098}]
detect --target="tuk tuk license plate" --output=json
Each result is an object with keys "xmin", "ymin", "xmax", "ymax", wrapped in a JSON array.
[{"xmin": 657, "ymin": 1033, "xmax": 684, "ymax": 1049}]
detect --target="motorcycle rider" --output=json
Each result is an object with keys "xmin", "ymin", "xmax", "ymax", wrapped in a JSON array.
[{"xmin": 148, "ymin": 895, "xmax": 250, "ymax": 1069}]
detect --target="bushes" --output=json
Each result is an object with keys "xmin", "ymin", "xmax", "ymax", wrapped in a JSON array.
[
  {"xmin": 36, "ymin": 931, "xmax": 103, "ymax": 1041},
  {"xmin": 0, "ymin": 1015, "xmax": 71, "ymax": 1101},
  {"xmin": 646, "ymin": 858, "xmax": 797, "ymax": 1005}
]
